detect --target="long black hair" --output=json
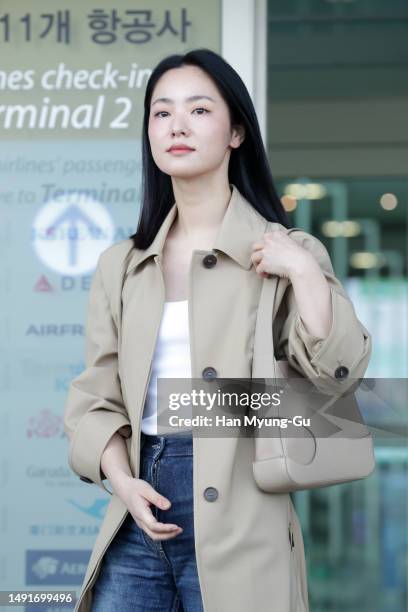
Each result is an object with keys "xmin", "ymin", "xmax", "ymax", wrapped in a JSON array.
[{"xmin": 129, "ymin": 48, "xmax": 292, "ymax": 249}]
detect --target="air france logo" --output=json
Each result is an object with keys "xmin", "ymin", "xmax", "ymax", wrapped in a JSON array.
[{"xmin": 32, "ymin": 194, "xmax": 114, "ymax": 275}]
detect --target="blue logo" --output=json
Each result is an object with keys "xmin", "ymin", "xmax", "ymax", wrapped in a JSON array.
[{"xmin": 26, "ymin": 550, "xmax": 91, "ymax": 585}]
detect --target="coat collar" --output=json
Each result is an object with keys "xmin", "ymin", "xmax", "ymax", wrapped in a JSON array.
[{"xmin": 126, "ymin": 183, "xmax": 269, "ymax": 274}]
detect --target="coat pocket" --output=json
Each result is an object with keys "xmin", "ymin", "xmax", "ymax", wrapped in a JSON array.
[{"xmin": 288, "ymin": 498, "xmax": 309, "ymax": 612}]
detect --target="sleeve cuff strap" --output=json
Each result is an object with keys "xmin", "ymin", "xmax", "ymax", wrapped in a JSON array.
[
  {"xmin": 68, "ymin": 409, "xmax": 132, "ymax": 493},
  {"xmin": 294, "ymin": 287, "xmax": 369, "ymax": 375}
]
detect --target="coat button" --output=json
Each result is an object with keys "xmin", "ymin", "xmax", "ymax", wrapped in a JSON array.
[
  {"xmin": 79, "ymin": 475, "xmax": 93, "ymax": 483},
  {"xmin": 334, "ymin": 366, "xmax": 349, "ymax": 380},
  {"xmin": 204, "ymin": 487, "xmax": 218, "ymax": 502},
  {"xmin": 202, "ymin": 366, "xmax": 217, "ymax": 381},
  {"xmin": 202, "ymin": 253, "xmax": 217, "ymax": 268}
]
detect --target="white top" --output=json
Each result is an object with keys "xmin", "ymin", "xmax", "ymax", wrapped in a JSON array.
[{"xmin": 141, "ymin": 300, "xmax": 193, "ymax": 435}]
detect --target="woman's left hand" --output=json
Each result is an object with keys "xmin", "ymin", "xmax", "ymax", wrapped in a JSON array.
[{"xmin": 251, "ymin": 229, "xmax": 314, "ymax": 279}]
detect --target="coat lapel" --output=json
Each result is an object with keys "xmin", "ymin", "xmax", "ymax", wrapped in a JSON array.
[{"xmin": 125, "ymin": 183, "xmax": 271, "ymax": 275}]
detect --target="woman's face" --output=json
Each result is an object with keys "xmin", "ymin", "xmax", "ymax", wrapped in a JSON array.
[{"xmin": 148, "ymin": 65, "xmax": 244, "ymax": 179}]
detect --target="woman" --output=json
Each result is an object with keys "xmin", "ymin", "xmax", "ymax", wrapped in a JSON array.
[{"xmin": 64, "ymin": 49, "xmax": 372, "ymax": 612}]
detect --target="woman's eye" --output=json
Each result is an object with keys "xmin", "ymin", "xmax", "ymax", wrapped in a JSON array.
[{"xmin": 153, "ymin": 108, "xmax": 209, "ymax": 118}]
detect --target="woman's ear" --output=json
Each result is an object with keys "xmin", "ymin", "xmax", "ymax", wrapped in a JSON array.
[{"xmin": 230, "ymin": 124, "xmax": 245, "ymax": 149}]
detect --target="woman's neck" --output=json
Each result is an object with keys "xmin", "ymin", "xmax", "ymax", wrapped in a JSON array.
[{"xmin": 169, "ymin": 177, "xmax": 232, "ymax": 244}]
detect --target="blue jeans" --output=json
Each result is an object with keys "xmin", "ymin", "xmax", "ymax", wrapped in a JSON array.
[{"xmin": 91, "ymin": 432, "xmax": 204, "ymax": 612}]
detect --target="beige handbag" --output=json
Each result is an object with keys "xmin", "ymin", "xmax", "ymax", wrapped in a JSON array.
[{"xmin": 251, "ymin": 226, "xmax": 376, "ymax": 493}]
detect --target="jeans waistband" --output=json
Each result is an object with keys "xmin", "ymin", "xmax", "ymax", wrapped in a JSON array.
[{"xmin": 141, "ymin": 431, "xmax": 193, "ymax": 458}]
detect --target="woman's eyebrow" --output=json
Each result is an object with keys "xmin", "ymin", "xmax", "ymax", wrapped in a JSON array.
[{"xmin": 151, "ymin": 95, "xmax": 216, "ymax": 106}]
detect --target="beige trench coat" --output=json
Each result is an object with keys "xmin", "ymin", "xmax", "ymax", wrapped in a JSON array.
[{"xmin": 63, "ymin": 184, "xmax": 372, "ymax": 612}]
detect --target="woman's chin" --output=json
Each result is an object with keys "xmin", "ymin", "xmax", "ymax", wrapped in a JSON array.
[{"xmin": 162, "ymin": 166, "xmax": 208, "ymax": 180}]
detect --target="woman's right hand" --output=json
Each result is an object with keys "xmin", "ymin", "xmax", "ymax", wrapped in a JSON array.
[{"xmin": 117, "ymin": 475, "xmax": 183, "ymax": 541}]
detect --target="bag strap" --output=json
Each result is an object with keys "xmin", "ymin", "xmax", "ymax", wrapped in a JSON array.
[{"xmin": 252, "ymin": 223, "xmax": 304, "ymax": 381}]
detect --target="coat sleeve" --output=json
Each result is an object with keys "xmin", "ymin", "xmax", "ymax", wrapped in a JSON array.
[
  {"xmin": 276, "ymin": 232, "xmax": 372, "ymax": 396},
  {"xmin": 63, "ymin": 254, "xmax": 132, "ymax": 495}
]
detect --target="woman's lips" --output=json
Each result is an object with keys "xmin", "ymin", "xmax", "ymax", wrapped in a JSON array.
[{"xmin": 168, "ymin": 147, "xmax": 195, "ymax": 155}]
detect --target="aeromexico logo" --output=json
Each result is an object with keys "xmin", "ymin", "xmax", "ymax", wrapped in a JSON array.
[{"xmin": 26, "ymin": 550, "xmax": 91, "ymax": 585}]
